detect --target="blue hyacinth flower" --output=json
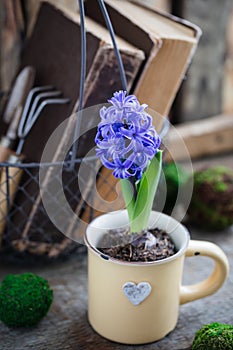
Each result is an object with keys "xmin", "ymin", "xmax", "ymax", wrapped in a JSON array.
[
  {"xmin": 95, "ymin": 90, "xmax": 162, "ymax": 233},
  {"xmin": 95, "ymin": 91, "xmax": 161, "ymax": 180}
]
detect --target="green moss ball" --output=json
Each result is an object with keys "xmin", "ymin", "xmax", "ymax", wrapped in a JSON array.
[
  {"xmin": 192, "ymin": 322, "xmax": 233, "ymax": 350},
  {"xmin": 0, "ymin": 272, "xmax": 53, "ymax": 327},
  {"xmin": 188, "ymin": 166, "xmax": 233, "ymax": 230}
]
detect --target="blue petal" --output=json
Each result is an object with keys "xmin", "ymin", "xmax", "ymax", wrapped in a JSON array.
[{"xmin": 96, "ymin": 90, "xmax": 161, "ymax": 179}]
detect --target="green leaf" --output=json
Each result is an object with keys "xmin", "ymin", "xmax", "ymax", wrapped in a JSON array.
[{"xmin": 131, "ymin": 150, "xmax": 162, "ymax": 232}]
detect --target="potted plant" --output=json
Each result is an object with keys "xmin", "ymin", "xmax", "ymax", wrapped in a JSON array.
[{"xmin": 84, "ymin": 91, "xmax": 229, "ymax": 345}]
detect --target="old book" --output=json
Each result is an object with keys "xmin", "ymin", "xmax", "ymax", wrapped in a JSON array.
[
  {"xmin": 85, "ymin": 0, "xmax": 202, "ymax": 117},
  {"xmin": 6, "ymin": 0, "xmax": 144, "ymax": 255},
  {"xmin": 130, "ymin": 0, "xmax": 171, "ymax": 13}
]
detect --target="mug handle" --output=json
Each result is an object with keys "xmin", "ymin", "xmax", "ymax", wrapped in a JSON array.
[{"xmin": 180, "ymin": 240, "xmax": 229, "ymax": 305}]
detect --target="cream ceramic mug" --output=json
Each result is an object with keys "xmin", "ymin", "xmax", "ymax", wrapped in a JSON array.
[{"xmin": 85, "ymin": 210, "xmax": 229, "ymax": 345}]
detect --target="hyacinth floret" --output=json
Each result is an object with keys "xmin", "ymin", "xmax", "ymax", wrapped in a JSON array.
[{"xmin": 95, "ymin": 91, "xmax": 161, "ymax": 179}]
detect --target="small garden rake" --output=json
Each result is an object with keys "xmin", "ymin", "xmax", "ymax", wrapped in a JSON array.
[{"xmin": 0, "ymin": 86, "xmax": 69, "ymax": 242}]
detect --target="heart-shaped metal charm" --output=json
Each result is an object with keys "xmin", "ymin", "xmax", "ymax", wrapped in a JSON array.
[{"xmin": 122, "ymin": 282, "xmax": 152, "ymax": 306}]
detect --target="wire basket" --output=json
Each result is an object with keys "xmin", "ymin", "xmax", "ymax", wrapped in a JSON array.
[
  {"xmin": 0, "ymin": 1, "xmax": 128, "ymax": 263},
  {"xmin": 0, "ymin": 156, "xmax": 103, "ymax": 262}
]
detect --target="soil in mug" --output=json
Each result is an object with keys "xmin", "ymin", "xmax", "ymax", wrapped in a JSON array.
[{"xmin": 98, "ymin": 228, "xmax": 177, "ymax": 262}]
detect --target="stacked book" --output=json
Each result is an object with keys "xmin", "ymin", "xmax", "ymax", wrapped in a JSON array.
[{"xmin": 0, "ymin": 0, "xmax": 201, "ymax": 257}]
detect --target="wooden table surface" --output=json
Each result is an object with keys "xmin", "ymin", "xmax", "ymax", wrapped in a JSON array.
[{"xmin": 0, "ymin": 154, "xmax": 232, "ymax": 350}]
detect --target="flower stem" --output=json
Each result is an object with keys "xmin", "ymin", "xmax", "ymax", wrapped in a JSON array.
[{"xmin": 121, "ymin": 150, "xmax": 162, "ymax": 233}]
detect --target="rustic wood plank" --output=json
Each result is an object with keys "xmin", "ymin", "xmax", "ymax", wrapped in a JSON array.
[{"xmin": 165, "ymin": 114, "xmax": 233, "ymax": 161}]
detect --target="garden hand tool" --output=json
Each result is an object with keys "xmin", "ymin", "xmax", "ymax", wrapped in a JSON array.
[
  {"xmin": 0, "ymin": 86, "xmax": 69, "ymax": 243},
  {"xmin": 2, "ymin": 66, "xmax": 35, "ymax": 124},
  {"xmin": 0, "ymin": 105, "xmax": 23, "ymax": 163},
  {"xmin": 0, "ymin": 66, "xmax": 35, "ymax": 163}
]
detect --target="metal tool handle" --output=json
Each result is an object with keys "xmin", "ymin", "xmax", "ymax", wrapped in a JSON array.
[
  {"xmin": 3, "ymin": 66, "xmax": 35, "ymax": 123},
  {"xmin": 0, "ymin": 143, "xmax": 12, "ymax": 163}
]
